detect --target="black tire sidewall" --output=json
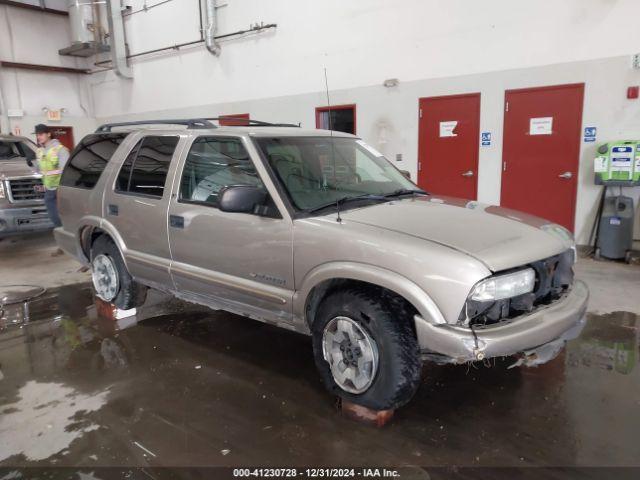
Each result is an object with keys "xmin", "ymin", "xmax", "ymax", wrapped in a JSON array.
[{"xmin": 312, "ymin": 288, "xmax": 421, "ymax": 410}]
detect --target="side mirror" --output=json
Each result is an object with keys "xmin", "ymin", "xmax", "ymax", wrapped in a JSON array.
[
  {"xmin": 218, "ymin": 185, "xmax": 267, "ymax": 214},
  {"xmin": 24, "ymin": 148, "xmax": 36, "ymax": 167}
]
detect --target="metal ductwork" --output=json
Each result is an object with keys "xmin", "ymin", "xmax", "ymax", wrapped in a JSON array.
[
  {"xmin": 106, "ymin": 0, "xmax": 133, "ymax": 78},
  {"xmin": 204, "ymin": 0, "xmax": 221, "ymax": 56},
  {"xmin": 59, "ymin": 0, "xmax": 110, "ymax": 57}
]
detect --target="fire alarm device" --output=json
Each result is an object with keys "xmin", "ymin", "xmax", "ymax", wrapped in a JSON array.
[{"xmin": 627, "ymin": 86, "xmax": 639, "ymax": 99}]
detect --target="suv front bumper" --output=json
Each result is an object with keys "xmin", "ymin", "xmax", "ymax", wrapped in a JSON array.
[
  {"xmin": 0, "ymin": 205, "xmax": 53, "ymax": 236},
  {"xmin": 415, "ymin": 280, "xmax": 589, "ymax": 363}
]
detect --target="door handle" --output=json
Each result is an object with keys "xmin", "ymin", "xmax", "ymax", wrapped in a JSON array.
[
  {"xmin": 558, "ymin": 171, "xmax": 573, "ymax": 179},
  {"xmin": 169, "ymin": 215, "xmax": 184, "ymax": 229},
  {"xmin": 461, "ymin": 170, "xmax": 474, "ymax": 177},
  {"xmin": 107, "ymin": 204, "xmax": 118, "ymax": 216}
]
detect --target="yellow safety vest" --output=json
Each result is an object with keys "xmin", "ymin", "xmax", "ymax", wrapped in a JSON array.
[{"xmin": 38, "ymin": 143, "xmax": 64, "ymax": 190}]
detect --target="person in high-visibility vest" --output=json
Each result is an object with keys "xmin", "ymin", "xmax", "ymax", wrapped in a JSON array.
[{"xmin": 34, "ymin": 124, "xmax": 69, "ymax": 230}]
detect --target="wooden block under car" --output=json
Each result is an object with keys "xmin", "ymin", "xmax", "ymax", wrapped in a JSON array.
[
  {"xmin": 339, "ymin": 399, "xmax": 394, "ymax": 427},
  {"xmin": 95, "ymin": 297, "xmax": 136, "ymax": 321}
]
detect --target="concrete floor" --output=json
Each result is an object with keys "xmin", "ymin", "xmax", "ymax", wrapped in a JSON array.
[{"xmin": 1, "ymin": 232, "xmax": 640, "ymax": 469}]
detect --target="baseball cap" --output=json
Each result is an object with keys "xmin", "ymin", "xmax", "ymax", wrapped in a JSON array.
[{"xmin": 33, "ymin": 124, "xmax": 49, "ymax": 134}]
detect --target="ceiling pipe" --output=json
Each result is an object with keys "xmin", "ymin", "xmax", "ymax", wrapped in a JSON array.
[
  {"xmin": 106, "ymin": 0, "xmax": 133, "ymax": 78},
  {"xmin": 204, "ymin": 0, "xmax": 221, "ymax": 56}
]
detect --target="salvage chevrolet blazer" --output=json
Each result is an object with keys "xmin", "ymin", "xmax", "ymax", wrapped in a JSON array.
[{"xmin": 55, "ymin": 118, "xmax": 589, "ymax": 410}]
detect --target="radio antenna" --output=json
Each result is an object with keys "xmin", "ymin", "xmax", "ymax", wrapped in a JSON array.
[{"xmin": 324, "ymin": 67, "xmax": 342, "ymax": 223}]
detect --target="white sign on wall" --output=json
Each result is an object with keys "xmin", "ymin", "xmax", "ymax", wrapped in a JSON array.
[
  {"xmin": 529, "ymin": 117, "xmax": 553, "ymax": 135},
  {"xmin": 439, "ymin": 120, "xmax": 458, "ymax": 137}
]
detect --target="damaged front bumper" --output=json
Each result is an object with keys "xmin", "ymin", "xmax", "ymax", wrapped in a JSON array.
[{"xmin": 415, "ymin": 280, "xmax": 589, "ymax": 365}]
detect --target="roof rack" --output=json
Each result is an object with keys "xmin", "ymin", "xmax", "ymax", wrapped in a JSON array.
[
  {"xmin": 94, "ymin": 117, "xmax": 301, "ymax": 133},
  {"xmin": 207, "ymin": 118, "xmax": 300, "ymax": 128},
  {"xmin": 95, "ymin": 118, "xmax": 215, "ymax": 133}
]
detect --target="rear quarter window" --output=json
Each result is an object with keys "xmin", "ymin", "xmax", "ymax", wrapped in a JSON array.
[{"xmin": 60, "ymin": 133, "xmax": 129, "ymax": 189}]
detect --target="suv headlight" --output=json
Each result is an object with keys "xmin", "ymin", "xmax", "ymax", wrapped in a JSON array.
[{"xmin": 470, "ymin": 268, "xmax": 535, "ymax": 302}]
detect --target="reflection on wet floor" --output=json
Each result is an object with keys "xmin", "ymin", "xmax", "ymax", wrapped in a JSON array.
[{"xmin": 0, "ymin": 284, "xmax": 639, "ymax": 467}]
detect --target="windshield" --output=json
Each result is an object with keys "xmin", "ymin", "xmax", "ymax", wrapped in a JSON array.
[
  {"xmin": 255, "ymin": 136, "xmax": 418, "ymax": 212},
  {"xmin": 0, "ymin": 140, "xmax": 32, "ymax": 161}
]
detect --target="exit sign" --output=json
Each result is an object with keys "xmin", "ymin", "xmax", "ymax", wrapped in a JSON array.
[{"xmin": 46, "ymin": 110, "xmax": 61, "ymax": 121}]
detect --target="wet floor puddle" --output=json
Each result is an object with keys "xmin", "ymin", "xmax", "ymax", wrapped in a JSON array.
[{"xmin": 0, "ymin": 284, "xmax": 639, "ymax": 467}]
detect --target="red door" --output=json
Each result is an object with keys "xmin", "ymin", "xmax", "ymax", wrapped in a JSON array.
[
  {"xmin": 501, "ymin": 84, "xmax": 584, "ymax": 231},
  {"xmin": 218, "ymin": 114, "xmax": 250, "ymax": 126},
  {"xmin": 417, "ymin": 93, "xmax": 480, "ymax": 199},
  {"xmin": 50, "ymin": 126, "xmax": 75, "ymax": 150}
]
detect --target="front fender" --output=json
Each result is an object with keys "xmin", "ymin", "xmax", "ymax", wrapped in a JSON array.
[{"xmin": 294, "ymin": 261, "xmax": 446, "ymax": 328}]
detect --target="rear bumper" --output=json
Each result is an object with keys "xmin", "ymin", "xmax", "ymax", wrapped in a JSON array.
[
  {"xmin": 0, "ymin": 205, "xmax": 53, "ymax": 235},
  {"xmin": 415, "ymin": 280, "xmax": 589, "ymax": 363}
]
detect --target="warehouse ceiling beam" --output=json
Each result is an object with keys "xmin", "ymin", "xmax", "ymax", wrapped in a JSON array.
[
  {"xmin": 0, "ymin": 0, "xmax": 67, "ymax": 16},
  {"xmin": 0, "ymin": 61, "xmax": 90, "ymax": 75}
]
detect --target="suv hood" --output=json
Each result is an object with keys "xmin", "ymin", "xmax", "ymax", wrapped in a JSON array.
[
  {"xmin": 0, "ymin": 159, "xmax": 39, "ymax": 179},
  {"xmin": 338, "ymin": 196, "xmax": 570, "ymax": 272}
]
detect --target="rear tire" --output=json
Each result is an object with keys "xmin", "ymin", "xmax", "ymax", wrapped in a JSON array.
[
  {"xmin": 311, "ymin": 287, "xmax": 422, "ymax": 410},
  {"xmin": 91, "ymin": 235, "xmax": 146, "ymax": 310}
]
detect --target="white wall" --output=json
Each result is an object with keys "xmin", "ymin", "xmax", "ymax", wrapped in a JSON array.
[
  {"xmin": 89, "ymin": 0, "xmax": 640, "ymax": 117},
  {"xmin": 0, "ymin": 3, "xmax": 96, "ymax": 140}
]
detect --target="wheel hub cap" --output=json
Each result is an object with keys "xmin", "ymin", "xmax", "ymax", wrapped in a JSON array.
[
  {"xmin": 322, "ymin": 316, "xmax": 378, "ymax": 394},
  {"xmin": 92, "ymin": 254, "xmax": 119, "ymax": 302}
]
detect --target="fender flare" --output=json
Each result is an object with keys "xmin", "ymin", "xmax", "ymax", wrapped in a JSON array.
[
  {"xmin": 76, "ymin": 216, "xmax": 129, "ymax": 267},
  {"xmin": 294, "ymin": 261, "xmax": 446, "ymax": 327}
]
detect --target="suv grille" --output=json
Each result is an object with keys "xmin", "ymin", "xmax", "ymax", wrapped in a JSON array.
[
  {"xmin": 461, "ymin": 249, "xmax": 575, "ymax": 327},
  {"xmin": 8, "ymin": 178, "xmax": 45, "ymax": 203}
]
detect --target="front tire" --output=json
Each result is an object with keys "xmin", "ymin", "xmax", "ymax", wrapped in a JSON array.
[
  {"xmin": 91, "ymin": 235, "xmax": 146, "ymax": 310},
  {"xmin": 312, "ymin": 287, "xmax": 422, "ymax": 410}
]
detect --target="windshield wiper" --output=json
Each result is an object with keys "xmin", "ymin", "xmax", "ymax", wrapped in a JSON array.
[
  {"xmin": 383, "ymin": 188, "xmax": 428, "ymax": 198},
  {"xmin": 305, "ymin": 193, "xmax": 388, "ymax": 214}
]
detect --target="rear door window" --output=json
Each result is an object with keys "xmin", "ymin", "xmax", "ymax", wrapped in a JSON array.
[
  {"xmin": 115, "ymin": 135, "xmax": 179, "ymax": 198},
  {"xmin": 61, "ymin": 133, "xmax": 129, "ymax": 189}
]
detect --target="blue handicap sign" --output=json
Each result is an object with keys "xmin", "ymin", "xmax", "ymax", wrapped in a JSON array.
[
  {"xmin": 481, "ymin": 132, "xmax": 491, "ymax": 146},
  {"xmin": 584, "ymin": 127, "xmax": 596, "ymax": 142},
  {"xmin": 584, "ymin": 127, "xmax": 596, "ymax": 143}
]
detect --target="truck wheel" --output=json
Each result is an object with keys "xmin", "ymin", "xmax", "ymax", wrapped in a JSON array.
[
  {"xmin": 311, "ymin": 287, "xmax": 422, "ymax": 410},
  {"xmin": 90, "ymin": 235, "xmax": 146, "ymax": 310}
]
